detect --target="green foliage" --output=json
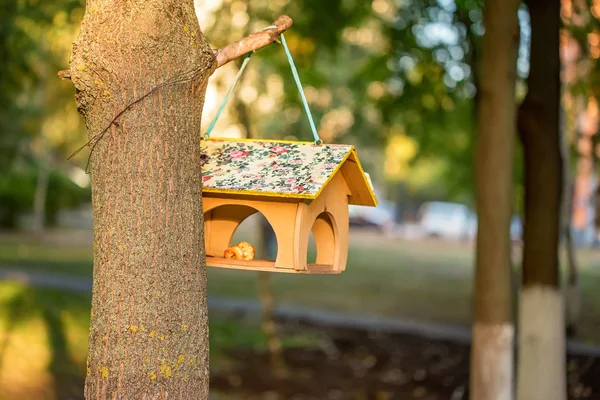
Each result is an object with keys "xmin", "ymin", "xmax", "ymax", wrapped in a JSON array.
[
  {"xmin": 45, "ymin": 169, "xmax": 91, "ymax": 226},
  {"xmin": 202, "ymin": 0, "xmax": 486, "ymax": 203},
  {"xmin": 0, "ymin": 170, "xmax": 37, "ymax": 229},
  {"xmin": 0, "ymin": 165, "xmax": 90, "ymax": 229},
  {"xmin": 0, "ymin": 0, "xmax": 85, "ymax": 169}
]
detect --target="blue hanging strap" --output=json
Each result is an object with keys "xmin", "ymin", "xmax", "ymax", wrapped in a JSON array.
[
  {"xmin": 203, "ymin": 28, "xmax": 322, "ymax": 144},
  {"xmin": 204, "ymin": 51, "xmax": 253, "ymax": 138},
  {"xmin": 280, "ymin": 33, "xmax": 321, "ymax": 144}
]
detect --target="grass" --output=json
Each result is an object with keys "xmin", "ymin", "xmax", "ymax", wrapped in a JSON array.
[
  {"xmin": 0, "ymin": 230, "xmax": 93, "ymax": 278},
  {"xmin": 0, "ymin": 281, "xmax": 316, "ymax": 400},
  {"xmin": 0, "ymin": 282, "xmax": 90, "ymax": 400},
  {"xmin": 0, "ymin": 241, "xmax": 92, "ymax": 277},
  {"xmin": 2, "ymin": 229, "xmax": 600, "ymax": 343},
  {"xmin": 208, "ymin": 237, "xmax": 474, "ymax": 325},
  {"xmin": 2, "ymin": 229, "xmax": 600, "ymax": 398}
]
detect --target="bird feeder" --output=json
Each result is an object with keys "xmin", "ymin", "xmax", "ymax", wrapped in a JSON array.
[{"xmin": 201, "ymin": 137, "xmax": 377, "ymax": 274}]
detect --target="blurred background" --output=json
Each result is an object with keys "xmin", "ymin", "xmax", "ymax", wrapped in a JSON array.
[{"xmin": 2, "ymin": 0, "xmax": 600, "ymax": 399}]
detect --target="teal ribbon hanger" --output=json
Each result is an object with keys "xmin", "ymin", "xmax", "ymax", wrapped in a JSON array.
[{"xmin": 203, "ymin": 31, "xmax": 322, "ymax": 145}]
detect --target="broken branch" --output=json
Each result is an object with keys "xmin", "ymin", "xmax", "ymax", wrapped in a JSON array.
[
  {"xmin": 58, "ymin": 15, "xmax": 292, "ymax": 79},
  {"xmin": 58, "ymin": 70, "xmax": 71, "ymax": 80},
  {"xmin": 215, "ymin": 15, "xmax": 293, "ymax": 68}
]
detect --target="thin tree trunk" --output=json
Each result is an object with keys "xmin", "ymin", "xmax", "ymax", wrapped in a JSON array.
[
  {"xmin": 235, "ymin": 77, "xmax": 290, "ymax": 378},
  {"xmin": 471, "ymin": 0, "xmax": 520, "ymax": 398},
  {"xmin": 32, "ymin": 162, "xmax": 49, "ymax": 234},
  {"xmin": 255, "ymin": 216, "xmax": 288, "ymax": 378},
  {"xmin": 560, "ymin": 55, "xmax": 579, "ymax": 337},
  {"xmin": 69, "ymin": 1, "xmax": 214, "ymax": 397},
  {"xmin": 257, "ymin": 271, "xmax": 289, "ymax": 378},
  {"xmin": 564, "ymin": 179, "xmax": 580, "ymax": 337},
  {"xmin": 517, "ymin": 1, "xmax": 566, "ymax": 399},
  {"xmin": 33, "ymin": 50, "xmax": 50, "ymax": 237},
  {"xmin": 595, "ymin": 173, "xmax": 600, "ymax": 232}
]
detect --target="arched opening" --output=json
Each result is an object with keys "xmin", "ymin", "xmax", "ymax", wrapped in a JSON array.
[
  {"xmin": 203, "ymin": 204, "xmax": 279, "ymax": 265},
  {"xmin": 231, "ymin": 213, "xmax": 278, "ymax": 262},
  {"xmin": 203, "ymin": 200, "xmax": 343, "ymax": 273},
  {"xmin": 309, "ymin": 212, "xmax": 336, "ymax": 268}
]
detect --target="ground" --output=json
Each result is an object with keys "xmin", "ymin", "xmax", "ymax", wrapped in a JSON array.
[
  {"xmin": 3, "ymin": 228, "xmax": 600, "ymax": 341},
  {"xmin": 1, "ymin": 228, "xmax": 600, "ymax": 398},
  {"xmin": 1, "ymin": 282, "xmax": 597, "ymax": 400},
  {"xmin": 210, "ymin": 317, "xmax": 599, "ymax": 400}
]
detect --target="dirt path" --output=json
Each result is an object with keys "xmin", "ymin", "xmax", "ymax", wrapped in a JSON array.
[
  {"xmin": 211, "ymin": 320, "xmax": 600, "ymax": 400},
  {"xmin": 0, "ymin": 267, "xmax": 92, "ymax": 293}
]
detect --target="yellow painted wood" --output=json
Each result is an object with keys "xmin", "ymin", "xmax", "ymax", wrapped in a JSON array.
[
  {"xmin": 341, "ymin": 150, "xmax": 377, "ymax": 207},
  {"xmin": 205, "ymin": 257, "xmax": 340, "ymax": 274},
  {"xmin": 203, "ymin": 197, "xmax": 299, "ymax": 270},
  {"xmin": 201, "ymin": 138, "xmax": 373, "ymax": 273},
  {"xmin": 293, "ymin": 173, "xmax": 350, "ymax": 273}
]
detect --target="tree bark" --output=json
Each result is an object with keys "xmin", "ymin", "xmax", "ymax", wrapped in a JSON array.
[
  {"xmin": 70, "ymin": 1, "xmax": 214, "ymax": 397},
  {"xmin": 517, "ymin": 1, "xmax": 566, "ymax": 399},
  {"xmin": 470, "ymin": 0, "xmax": 520, "ymax": 398}
]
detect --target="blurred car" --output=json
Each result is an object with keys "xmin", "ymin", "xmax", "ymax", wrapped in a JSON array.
[
  {"xmin": 349, "ymin": 198, "xmax": 396, "ymax": 233},
  {"xmin": 440, "ymin": 213, "xmax": 523, "ymax": 242},
  {"xmin": 417, "ymin": 201, "xmax": 474, "ymax": 240}
]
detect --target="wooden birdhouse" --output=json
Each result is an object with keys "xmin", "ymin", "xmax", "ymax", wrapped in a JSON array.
[{"xmin": 201, "ymin": 137, "xmax": 378, "ymax": 274}]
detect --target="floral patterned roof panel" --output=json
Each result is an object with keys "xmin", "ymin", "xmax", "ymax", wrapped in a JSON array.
[{"xmin": 200, "ymin": 138, "xmax": 376, "ymax": 206}]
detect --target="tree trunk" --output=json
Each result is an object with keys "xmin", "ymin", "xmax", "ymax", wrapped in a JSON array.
[
  {"xmin": 33, "ymin": 52, "xmax": 50, "ymax": 237},
  {"xmin": 517, "ymin": 1, "xmax": 566, "ymax": 399},
  {"xmin": 564, "ymin": 179, "xmax": 580, "ymax": 337},
  {"xmin": 470, "ymin": 0, "xmax": 520, "ymax": 398},
  {"xmin": 257, "ymin": 271, "xmax": 289, "ymax": 378},
  {"xmin": 234, "ymin": 80, "xmax": 290, "ymax": 378},
  {"xmin": 32, "ymin": 162, "xmax": 49, "ymax": 234},
  {"xmin": 69, "ymin": 1, "xmax": 214, "ymax": 397}
]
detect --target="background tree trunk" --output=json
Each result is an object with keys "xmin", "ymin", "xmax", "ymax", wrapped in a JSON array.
[
  {"xmin": 470, "ymin": 0, "xmax": 520, "ymax": 398},
  {"xmin": 564, "ymin": 172, "xmax": 580, "ymax": 338},
  {"xmin": 256, "ymin": 270, "xmax": 289, "ymax": 378},
  {"xmin": 233, "ymin": 77, "xmax": 290, "ymax": 378},
  {"xmin": 33, "ymin": 55, "xmax": 50, "ymax": 236},
  {"xmin": 32, "ymin": 161, "xmax": 49, "ymax": 234},
  {"xmin": 69, "ymin": 1, "xmax": 214, "ymax": 397},
  {"xmin": 517, "ymin": 1, "xmax": 566, "ymax": 399}
]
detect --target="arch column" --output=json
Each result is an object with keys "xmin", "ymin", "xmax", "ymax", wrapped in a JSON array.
[
  {"xmin": 203, "ymin": 196, "xmax": 300, "ymax": 270},
  {"xmin": 312, "ymin": 213, "xmax": 335, "ymax": 266},
  {"xmin": 294, "ymin": 174, "xmax": 350, "ymax": 272},
  {"xmin": 204, "ymin": 205, "xmax": 256, "ymax": 257}
]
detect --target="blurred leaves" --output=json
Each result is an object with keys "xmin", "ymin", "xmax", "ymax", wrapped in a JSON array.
[
  {"xmin": 0, "ymin": 0, "xmax": 86, "ymax": 170},
  {"xmin": 0, "ymin": 164, "xmax": 90, "ymax": 229},
  {"xmin": 9, "ymin": 0, "xmax": 600, "ymax": 209},
  {"xmin": 201, "ymin": 0, "xmax": 485, "ymax": 203}
]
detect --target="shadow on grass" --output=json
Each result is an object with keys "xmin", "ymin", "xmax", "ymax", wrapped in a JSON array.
[
  {"xmin": 0, "ymin": 284, "xmax": 88, "ymax": 399},
  {"xmin": 41, "ymin": 303, "xmax": 83, "ymax": 399},
  {"xmin": 0, "ymin": 289, "xmax": 31, "ymax": 369}
]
